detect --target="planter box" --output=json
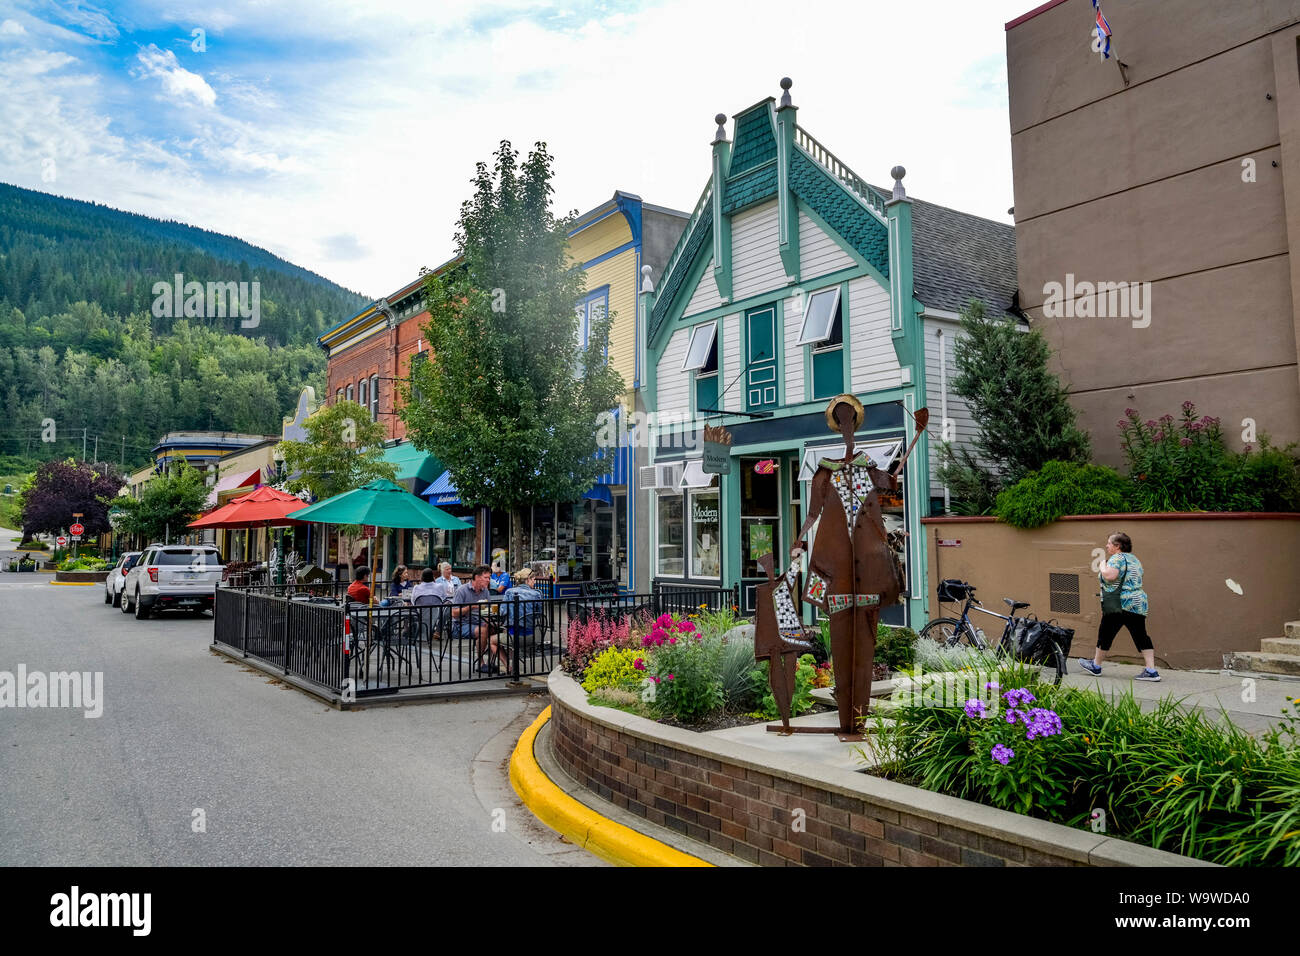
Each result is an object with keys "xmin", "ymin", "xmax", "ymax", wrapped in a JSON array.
[
  {"xmin": 54, "ymin": 570, "xmax": 111, "ymax": 583},
  {"xmin": 547, "ymin": 668, "xmax": 1212, "ymax": 867}
]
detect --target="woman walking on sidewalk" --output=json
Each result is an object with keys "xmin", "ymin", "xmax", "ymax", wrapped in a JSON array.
[{"xmin": 1079, "ymin": 531, "xmax": 1161, "ymax": 681}]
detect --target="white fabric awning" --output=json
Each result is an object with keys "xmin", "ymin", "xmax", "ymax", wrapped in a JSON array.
[
  {"xmin": 678, "ymin": 458, "xmax": 718, "ymax": 489},
  {"xmin": 798, "ymin": 440, "xmax": 902, "ymax": 481}
]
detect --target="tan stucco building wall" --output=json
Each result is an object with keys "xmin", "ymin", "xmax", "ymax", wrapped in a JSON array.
[
  {"xmin": 1007, "ymin": 0, "xmax": 1300, "ymax": 465},
  {"xmin": 922, "ymin": 513, "xmax": 1300, "ymax": 670}
]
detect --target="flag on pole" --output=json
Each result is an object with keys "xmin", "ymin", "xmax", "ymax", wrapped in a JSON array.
[{"xmin": 1091, "ymin": 2, "xmax": 1113, "ymax": 60}]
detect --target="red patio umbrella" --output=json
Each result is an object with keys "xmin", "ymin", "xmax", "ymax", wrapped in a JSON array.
[
  {"xmin": 188, "ymin": 485, "xmax": 309, "ymax": 583},
  {"xmin": 188, "ymin": 485, "xmax": 308, "ymax": 529}
]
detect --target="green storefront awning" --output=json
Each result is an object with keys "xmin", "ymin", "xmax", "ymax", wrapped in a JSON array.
[{"xmin": 380, "ymin": 443, "xmax": 444, "ymax": 485}]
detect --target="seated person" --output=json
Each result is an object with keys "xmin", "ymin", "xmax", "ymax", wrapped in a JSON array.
[
  {"xmin": 346, "ymin": 565, "xmax": 372, "ymax": 604},
  {"xmin": 502, "ymin": 567, "xmax": 544, "ymax": 640},
  {"xmin": 409, "ymin": 567, "xmax": 445, "ymax": 603},
  {"xmin": 490, "ymin": 559, "xmax": 512, "ymax": 595},
  {"xmin": 390, "ymin": 565, "xmax": 412, "ymax": 601},
  {"xmin": 430, "ymin": 561, "xmax": 461, "ymax": 603},
  {"xmin": 453, "ymin": 565, "xmax": 508, "ymax": 674}
]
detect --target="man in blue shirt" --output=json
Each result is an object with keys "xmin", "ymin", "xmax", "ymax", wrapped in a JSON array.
[{"xmin": 453, "ymin": 565, "xmax": 508, "ymax": 674}]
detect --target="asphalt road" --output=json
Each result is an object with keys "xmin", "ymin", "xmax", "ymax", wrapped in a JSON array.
[{"xmin": 0, "ymin": 576, "xmax": 597, "ymax": 867}]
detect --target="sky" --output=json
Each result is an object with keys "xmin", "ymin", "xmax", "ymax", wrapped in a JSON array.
[{"xmin": 0, "ymin": 0, "xmax": 1038, "ymax": 300}]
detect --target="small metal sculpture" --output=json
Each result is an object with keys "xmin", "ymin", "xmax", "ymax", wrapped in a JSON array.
[
  {"xmin": 753, "ymin": 552, "xmax": 812, "ymax": 734},
  {"xmin": 789, "ymin": 395, "xmax": 928, "ymax": 738}
]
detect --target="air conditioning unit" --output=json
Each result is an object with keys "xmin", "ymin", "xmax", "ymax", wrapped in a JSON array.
[
  {"xmin": 657, "ymin": 462, "xmax": 684, "ymax": 491},
  {"xmin": 638, "ymin": 465, "xmax": 660, "ymax": 489}
]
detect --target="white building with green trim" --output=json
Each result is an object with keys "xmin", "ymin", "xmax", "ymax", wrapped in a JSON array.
[{"xmin": 638, "ymin": 80, "xmax": 1019, "ymax": 626}]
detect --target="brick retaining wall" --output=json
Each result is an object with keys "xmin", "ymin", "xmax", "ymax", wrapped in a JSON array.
[{"xmin": 547, "ymin": 670, "xmax": 1211, "ymax": 867}]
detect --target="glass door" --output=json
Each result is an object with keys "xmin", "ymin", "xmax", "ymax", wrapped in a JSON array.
[{"xmin": 739, "ymin": 456, "xmax": 782, "ymax": 613}]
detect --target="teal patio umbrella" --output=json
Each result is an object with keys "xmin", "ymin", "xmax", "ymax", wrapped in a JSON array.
[
  {"xmin": 287, "ymin": 479, "xmax": 472, "ymax": 530},
  {"xmin": 287, "ymin": 480, "xmax": 472, "ymax": 606}
]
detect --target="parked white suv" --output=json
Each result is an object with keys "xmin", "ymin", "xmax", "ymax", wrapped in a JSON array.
[
  {"xmin": 122, "ymin": 545, "xmax": 225, "ymax": 618},
  {"xmin": 103, "ymin": 551, "xmax": 142, "ymax": 607}
]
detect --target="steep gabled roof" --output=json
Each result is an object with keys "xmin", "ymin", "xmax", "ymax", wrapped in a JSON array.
[{"xmin": 868, "ymin": 184, "xmax": 1019, "ymax": 319}]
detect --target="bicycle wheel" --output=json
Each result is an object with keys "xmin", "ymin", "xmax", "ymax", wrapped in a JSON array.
[{"xmin": 919, "ymin": 617, "xmax": 981, "ymax": 649}]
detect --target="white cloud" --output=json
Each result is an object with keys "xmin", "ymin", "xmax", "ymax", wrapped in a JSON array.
[
  {"xmin": 132, "ymin": 43, "xmax": 216, "ymax": 107},
  {"xmin": 0, "ymin": 18, "xmax": 27, "ymax": 36},
  {"xmin": 0, "ymin": 0, "xmax": 1035, "ymax": 299}
]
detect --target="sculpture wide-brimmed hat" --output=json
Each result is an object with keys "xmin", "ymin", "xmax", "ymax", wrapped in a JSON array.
[{"xmin": 824, "ymin": 393, "xmax": 864, "ymax": 432}]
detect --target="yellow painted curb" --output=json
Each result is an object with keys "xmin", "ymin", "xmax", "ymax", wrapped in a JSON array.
[
  {"xmin": 49, "ymin": 581, "xmax": 98, "ymax": 586},
  {"xmin": 510, "ymin": 705, "xmax": 712, "ymax": 867}
]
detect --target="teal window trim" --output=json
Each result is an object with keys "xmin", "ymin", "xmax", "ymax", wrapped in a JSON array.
[
  {"xmin": 802, "ymin": 278, "xmax": 850, "ymax": 402},
  {"xmin": 741, "ymin": 301, "xmax": 782, "ymax": 413}
]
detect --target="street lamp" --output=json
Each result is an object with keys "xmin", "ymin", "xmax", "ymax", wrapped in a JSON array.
[{"xmin": 272, "ymin": 448, "xmax": 287, "ymax": 586}]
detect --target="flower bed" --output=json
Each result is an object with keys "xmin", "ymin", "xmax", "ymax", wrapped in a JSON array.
[
  {"xmin": 563, "ymin": 607, "xmax": 924, "ymax": 732},
  {"xmin": 869, "ymin": 662, "xmax": 1300, "ymax": 866}
]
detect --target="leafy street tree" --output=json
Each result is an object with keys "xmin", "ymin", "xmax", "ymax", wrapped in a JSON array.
[
  {"xmin": 274, "ymin": 399, "xmax": 397, "ymax": 575},
  {"xmin": 18, "ymin": 458, "xmax": 123, "ymax": 540},
  {"xmin": 939, "ymin": 299, "xmax": 1091, "ymax": 514},
  {"xmin": 401, "ymin": 141, "xmax": 625, "ymax": 512},
  {"xmin": 110, "ymin": 460, "xmax": 209, "ymax": 544}
]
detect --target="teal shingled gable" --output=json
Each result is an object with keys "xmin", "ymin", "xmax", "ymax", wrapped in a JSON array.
[
  {"xmin": 790, "ymin": 151, "xmax": 890, "ymax": 280},
  {"xmin": 728, "ymin": 105, "xmax": 777, "ymax": 176},
  {"xmin": 721, "ymin": 163, "xmax": 777, "ymax": 214},
  {"xmin": 648, "ymin": 204, "xmax": 714, "ymax": 340}
]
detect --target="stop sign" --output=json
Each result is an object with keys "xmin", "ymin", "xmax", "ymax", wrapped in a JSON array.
[
  {"xmin": 56, "ymin": 536, "xmax": 68, "ymax": 548},
  {"xmin": 69, "ymin": 523, "xmax": 84, "ymax": 536}
]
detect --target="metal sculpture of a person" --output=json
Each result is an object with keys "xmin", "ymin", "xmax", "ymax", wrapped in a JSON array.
[{"xmin": 791, "ymin": 394, "xmax": 927, "ymax": 737}]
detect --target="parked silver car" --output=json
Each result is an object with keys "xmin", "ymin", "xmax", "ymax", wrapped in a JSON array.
[
  {"xmin": 103, "ymin": 551, "xmax": 142, "ymax": 607},
  {"xmin": 122, "ymin": 545, "xmax": 225, "ymax": 618}
]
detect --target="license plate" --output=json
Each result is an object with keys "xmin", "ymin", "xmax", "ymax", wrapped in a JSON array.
[{"xmin": 179, "ymin": 599, "xmax": 200, "ymax": 606}]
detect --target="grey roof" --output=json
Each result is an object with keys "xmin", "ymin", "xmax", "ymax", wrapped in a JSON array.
[{"xmin": 869, "ymin": 185, "xmax": 1020, "ymax": 319}]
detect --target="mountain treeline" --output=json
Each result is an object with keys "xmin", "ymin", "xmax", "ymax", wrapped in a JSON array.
[{"xmin": 0, "ymin": 183, "xmax": 370, "ymax": 471}]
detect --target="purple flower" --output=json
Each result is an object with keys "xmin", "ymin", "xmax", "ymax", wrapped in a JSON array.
[
  {"xmin": 1004, "ymin": 709, "xmax": 1019, "ymax": 724},
  {"xmin": 1002, "ymin": 688, "xmax": 1036, "ymax": 709},
  {"xmin": 1181, "ymin": 401, "xmax": 1195, "ymax": 414},
  {"xmin": 1023, "ymin": 707, "xmax": 1064, "ymax": 741},
  {"xmin": 963, "ymin": 699, "xmax": 987, "ymax": 719},
  {"xmin": 1153, "ymin": 430, "xmax": 1165, "ymax": 442},
  {"xmin": 1144, "ymin": 419, "xmax": 1159, "ymax": 430},
  {"xmin": 984, "ymin": 681, "xmax": 1000, "ymax": 692},
  {"xmin": 1159, "ymin": 413, "xmax": 1175, "ymax": 425},
  {"xmin": 1124, "ymin": 408, "xmax": 1138, "ymax": 418},
  {"xmin": 1179, "ymin": 437, "xmax": 1192, "ymax": 447},
  {"xmin": 990, "ymin": 744, "xmax": 1015, "ymax": 765}
]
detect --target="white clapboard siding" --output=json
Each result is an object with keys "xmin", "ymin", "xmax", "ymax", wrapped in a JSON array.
[
  {"xmin": 722, "ymin": 313, "xmax": 741, "ymax": 412},
  {"xmin": 924, "ymin": 316, "xmax": 982, "ymax": 499},
  {"xmin": 848, "ymin": 275, "xmax": 902, "ymax": 393},
  {"xmin": 730, "ymin": 200, "xmax": 786, "ymax": 302},
  {"xmin": 799, "ymin": 211, "xmax": 855, "ymax": 282},
  {"xmin": 683, "ymin": 257, "xmax": 722, "ymax": 317},
  {"xmin": 657, "ymin": 327, "xmax": 690, "ymax": 421},
  {"xmin": 783, "ymin": 295, "xmax": 804, "ymax": 406}
]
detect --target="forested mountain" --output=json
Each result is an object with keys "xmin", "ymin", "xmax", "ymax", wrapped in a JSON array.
[{"xmin": 0, "ymin": 183, "xmax": 370, "ymax": 471}]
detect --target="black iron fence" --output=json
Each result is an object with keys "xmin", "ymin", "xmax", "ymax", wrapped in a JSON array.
[{"xmin": 213, "ymin": 581, "xmax": 739, "ymax": 699}]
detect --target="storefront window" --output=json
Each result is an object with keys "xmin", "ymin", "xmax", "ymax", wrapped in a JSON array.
[
  {"xmin": 489, "ymin": 507, "xmax": 511, "ymax": 570},
  {"xmin": 690, "ymin": 491, "xmax": 721, "ymax": 578},
  {"xmin": 533, "ymin": 504, "xmax": 556, "ymax": 578},
  {"xmin": 409, "ymin": 530, "xmax": 430, "ymax": 567},
  {"xmin": 657, "ymin": 495, "xmax": 684, "ymax": 576},
  {"xmin": 453, "ymin": 527, "xmax": 476, "ymax": 568}
]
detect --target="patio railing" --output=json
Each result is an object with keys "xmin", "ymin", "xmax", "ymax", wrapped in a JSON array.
[{"xmin": 213, "ymin": 581, "xmax": 739, "ymax": 698}]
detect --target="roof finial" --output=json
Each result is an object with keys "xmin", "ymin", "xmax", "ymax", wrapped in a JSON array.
[
  {"xmin": 779, "ymin": 77, "xmax": 793, "ymax": 108},
  {"xmin": 640, "ymin": 264, "xmax": 655, "ymax": 294},
  {"xmin": 713, "ymin": 113, "xmax": 728, "ymax": 144},
  {"xmin": 891, "ymin": 165, "xmax": 907, "ymax": 201}
]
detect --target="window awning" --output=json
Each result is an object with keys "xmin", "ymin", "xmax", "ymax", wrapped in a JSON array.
[
  {"xmin": 582, "ymin": 484, "xmax": 614, "ymax": 504},
  {"xmin": 679, "ymin": 458, "xmax": 718, "ymax": 489},
  {"xmin": 595, "ymin": 444, "xmax": 629, "ymax": 486},
  {"xmin": 798, "ymin": 440, "xmax": 903, "ymax": 481},
  {"xmin": 420, "ymin": 470, "xmax": 460, "ymax": 507},
  {"xmin": 380, "ymin": 443, "xmax": 444, "ymax": 484}
]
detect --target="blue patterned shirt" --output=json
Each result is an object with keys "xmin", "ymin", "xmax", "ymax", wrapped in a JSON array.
[{"xmin": 1100, "ymin": 553, "xmax": 1147, "ymax": 615}]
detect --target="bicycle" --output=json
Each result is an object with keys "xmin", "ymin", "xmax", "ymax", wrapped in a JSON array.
[{"xmin": 918, "ymin": 579, "xmax": 1069, "ymax": 686}]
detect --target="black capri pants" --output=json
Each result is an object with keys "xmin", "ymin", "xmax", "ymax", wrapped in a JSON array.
[{"xmin": 1096, "ymin": 610, "xmax": 1153, "ymax": 652}]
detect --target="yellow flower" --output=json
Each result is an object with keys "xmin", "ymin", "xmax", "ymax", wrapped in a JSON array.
[{"xmin": 1082, "ymin": 736, "xmax": 1090, "ymax": 744}]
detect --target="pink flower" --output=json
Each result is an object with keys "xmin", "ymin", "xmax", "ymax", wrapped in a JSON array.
[
  {"xmin": 1179, "ymin": 437, "xmax": 1192, "ymax": 447},
  {"xmin": 650, "ymin": 676, "xmax": 661, "ymax": 684},
  {"xmin": 667, "ymin": 673, "xmax": 675, "ymax": 680},
  {"xmin": 633, "ymin": 657, "xmax": 645, "ymax": 671},
  {"xmin": 1244, "ymin": 443, "xmax": 1253, "ymax": 453},
  {"xmin": 654, "ymin": 613, "xmax": 672, "ymax": 628},
  {"xmin": 1145, "ymin": 419, "xmax": 1158, "ymax": 429},
  {"xmin": 676, "ymin": 620, "xmax": 696, "ymax": 634},
  {"xmin": 668, "ymin": 636, "xmax": 677, "ymax": 644}
]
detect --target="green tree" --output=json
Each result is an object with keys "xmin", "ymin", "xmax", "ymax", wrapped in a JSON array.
[
  {"xmin": 111, "ymin": 460, "xmax": 210, "ymax": 544},
  {"xmin": 938, "ymin": 299, "xmax": 1091, "ymax": 514},
  {"xmin": 274, "ymin": 399, "xmax": 396, "ymax": 575},
  {"xmin": 401, "ymin": 141, "xmax": 625, "ymax": 512}
]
